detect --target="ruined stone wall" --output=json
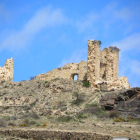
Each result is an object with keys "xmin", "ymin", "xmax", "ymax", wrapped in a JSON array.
[
  {"xmin": 0, "ymin": 58, "xmax": 14, "ymax": 82},
  {"xmin": 36, "ymin": 39, "xmax": 130, "ymax": 90},
  {"xmin": 35, "ymin": 61, "xmax": 87, "ymax": 81},
  {"xmin": 87, "ymin": 40, "xmax": 101, "ymax": 86},
  {"xmin": 100, "ymin": 47, "xmax": 119, "ymax": 81}
]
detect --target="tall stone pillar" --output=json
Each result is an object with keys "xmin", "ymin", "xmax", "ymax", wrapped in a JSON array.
[
  {"xmin": 87, "ymin": 40, "xmax": 101, "ymax": 86},
  {"xmin": 106, "ymin": 47, "xmax": 119, "ymax": 81}
]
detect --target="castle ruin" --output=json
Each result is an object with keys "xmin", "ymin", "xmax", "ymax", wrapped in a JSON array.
[
  {"xmin": 36, "ymin": 40, "xmax": 130, "ymax": 90},
  {"xmin": 0, "ymin": 58, "xmax": 14, "ymax": 82}
]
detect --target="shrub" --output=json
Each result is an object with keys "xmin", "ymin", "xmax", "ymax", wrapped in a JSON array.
[
  {"xmin": 19, "ymin": 123, "xmax": 28, "ymax": 127},
  {"xmin": 57, "ymin": 101, "xmax": 67, "ymax": 111},
  {"xmin": 8, "ymin": 122, "xmax": 16, "ymax": 126},
  {"xmin": 3, "ymin": 106, "xmax": 9, "ymax": 109},
  {"xmin": 0, "ymin": 119, "xmax": 6, "ymax": 127},
  {"xmin": 57, "ymin": 115, "xmax": 72, "ymax": 122},
  {"xmin": 85, "ymin": 103, "xmax": 98, "ymax": 107},
  {"xmin": 30, "ymin": 121, "xmax": 36, "ymax": 125},
  {"xmin": 110, "ymin": 110, "xmax": 120, "ymax": 118},
  {"xmin": 83, "ymin": 81, "xmax": 90, "ymax": 87},
  {"xmin": 23, "ymin": 119, "xmax": 30, "ymax": 125},
  {"xmin": 21, "ymin": 112, "xmax": 39, "ymax": 120},
  {"xmin": 71, "ymin": 92, "xmax": 85, "ymax": 106},
  {"xmin": 30, "ymin": 112, "xmax": 40, "ymax": 119},
  {"xmin": 84, "ymin": 105, "xmax": 108, "ymax": 118},
  {"xmin": 3, "ymin": 116, "xmax": 10, "ymax": 121},
  {"xmin": 76, "ymin": 112, "xmax": 88, "ymax": 119},
  {"xmin": 4, "ymin": 85, "xmax": 8, "ymax": 88},
  {"xmin": 45, "ymin": 81, "xmax": 48, "ymax": 83},
  {"xmin": 113, "ymin": 117, "xmax": 126, "ymax": 122}
]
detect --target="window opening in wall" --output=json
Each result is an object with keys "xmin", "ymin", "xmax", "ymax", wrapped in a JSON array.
[{"xmin": 74, "ymin": 75, "xmax": 78, "ymax": 81}]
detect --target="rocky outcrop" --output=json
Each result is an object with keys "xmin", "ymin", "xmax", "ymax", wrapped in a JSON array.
[{"xmin": 100, "ymin": 88, "xmax": 140, "ymax": 117}]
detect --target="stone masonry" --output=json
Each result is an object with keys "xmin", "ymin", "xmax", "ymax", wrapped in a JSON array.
[
  {"xmin": 36, "ymin": 40, "xmax": 130, "ymax": 90},
  {"xmin": 0, "ymin": 58, "xmax": 14, "ymax": 82}
]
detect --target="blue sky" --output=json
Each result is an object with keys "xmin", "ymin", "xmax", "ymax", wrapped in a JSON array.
[{"xmin": 0, "ymin": 0, "xmax": 140, "ymax": 87}]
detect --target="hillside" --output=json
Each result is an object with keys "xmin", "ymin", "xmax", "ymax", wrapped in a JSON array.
[{"xmin": 0, "ymin": 79, "xmax": 139, "ymax": 139}]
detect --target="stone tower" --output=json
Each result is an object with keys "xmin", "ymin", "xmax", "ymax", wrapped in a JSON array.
[
  {"xmin": 87, "ymin": 40, "xmax": 101, "ymax": 86},
  {"xmin": 105, "ymin": 47, "xmax": 120, "ymax": 81}
]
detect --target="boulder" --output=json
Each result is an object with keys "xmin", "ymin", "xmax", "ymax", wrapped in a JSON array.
[{"xmin": 100, "ymin": 88, "xmax": 140, "ymax": 117}]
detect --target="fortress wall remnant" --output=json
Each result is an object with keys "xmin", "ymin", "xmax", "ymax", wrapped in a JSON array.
[
  {"xmin": 36, "ymin": 39, "xmax": 130, "ymax": 90},
  {"xmin": 0, "ymin": 58, "xmax": 14, "ymax": 82},
  {"xmin": 35, "ymin": 61, "xmax": 87, "ymax": 81},
  {"xmin": 87, "ymin": 40, "xmax": 101, "ymax": 86},
  {"xmin": 105, "ymin": 47, "xmax": 119, "ymax": 81}
]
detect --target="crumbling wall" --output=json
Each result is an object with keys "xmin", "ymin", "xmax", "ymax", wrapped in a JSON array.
[
  {"xmin": 87, "ymin": 40, "xmax": 101, "ymax": 86},
  {"xmin": 0, "ymin": 58, "xmax": 14, "ymax": 82},
  {"xmin": 36, "ymin": 60, "xmax": 87, "ymax": 81},
  {"xmin": 36, "ymin": 39, "xmax": 130, "ymax": 90}
]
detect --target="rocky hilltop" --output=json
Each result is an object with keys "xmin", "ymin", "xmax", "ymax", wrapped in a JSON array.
[{"xmin": 0, "ymin": 78, "xmax": 139, "ymax": 139}]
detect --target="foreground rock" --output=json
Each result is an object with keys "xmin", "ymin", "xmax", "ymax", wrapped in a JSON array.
[{"xmin": 100, "ymin": 87, "xmax": 140, "ymax": 117}]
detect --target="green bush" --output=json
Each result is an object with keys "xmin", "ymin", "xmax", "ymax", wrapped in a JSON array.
[
  {"xmin": 23, "ymin": 119, "xmax": 30, "ymax": 125},
  {"xmin": 3, "ymin": 116, "xmax": 10, "ymax": 121},
  {"xmin": 76, "ymin": 112, "xmax": 88, "ymax": 119},
  {"xmin": 83, "ymin": 81, "xmax": 90, "ymax": 87},
  {"xmin": 110, "ymin": 110, "xmax": 120, "ymax": 118},
  {"xmin": 71, "ymin": 92, "xmax": 85, "ymax": 106},
  {"xmin": 45, "ymin": 81, "xmax": 48, "ymax": 83},
  {"xmin": 30, "ymin": 121, "xmax": 36, "ymax": 125},
  {"xmin": 85, "ymin": 103, "xmax": 98, "ymax": 107},
  {"xmin": 57, "ymin": 115, "xmax": 72, "ymax": 122},
  {"xmin": 84, "ymin": 105, "xmax": 108, "ymax": 118},
  {"xmin": 71, "ymin": 99, "xmax": 84, "ymax": 106},
  {"xmin": 8, "ymin": 122, "xmax": 16, "ymax": 126},
  {"xmin": 0, "ymin": 119, "xmax": 6, "ymax": 127}
]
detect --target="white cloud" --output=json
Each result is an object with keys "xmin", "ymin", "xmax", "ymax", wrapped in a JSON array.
[
  {"xmin": 75, "ymin": 1, "xmax": 137, "ymax": 34},
  {"xmin": 112, "ymin": 33, "xmax": 140, "ymax": 52},
  {"xmin": 58, "ymin": 49, "xmax": 87, "ymax": 67},
  {"xmin": 0, "ymin": 6, "xmax": 68, "ymax": 51}
]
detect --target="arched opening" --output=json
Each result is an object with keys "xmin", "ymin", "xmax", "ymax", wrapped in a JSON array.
[
  {"xmin": 74, "ymin": 75, "xmax": 78, "ymax": 81},
  {"xmin": 71, "ymin": 73, "xmax": 79, "ymax": 81}
]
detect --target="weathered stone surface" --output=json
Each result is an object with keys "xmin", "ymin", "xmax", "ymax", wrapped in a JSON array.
[
  {"xmin": 100, "ymin": 88, "xmax": 140, "ymax": 117},
  {"xmin": 0, "ymin": 129, "xmax": 112, "ymax": 140},
  {"xmin": 0, "ymin": 58, "xmax": 14, "ymax": 82}
]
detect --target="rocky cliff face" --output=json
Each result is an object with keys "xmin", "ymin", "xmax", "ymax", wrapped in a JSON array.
[{"xmin": 100, "ymin": 88, "xmax": 140, "ymax": 117}]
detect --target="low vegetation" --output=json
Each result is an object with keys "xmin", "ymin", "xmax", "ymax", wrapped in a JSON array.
[
  {"xmin": 83, "ymin": 81, "xmax": 90, "ymax": 87},
  {"xmin": 71, "ymin": 92, "xmax": 85, "ymax": 106}
]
